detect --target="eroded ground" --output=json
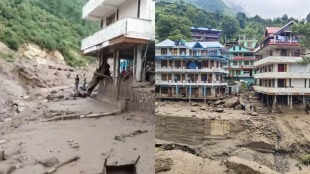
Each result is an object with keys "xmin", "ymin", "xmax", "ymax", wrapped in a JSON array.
[{"xmin": 155, "ymin": 99, "xmax": 310, "ymax": 174}]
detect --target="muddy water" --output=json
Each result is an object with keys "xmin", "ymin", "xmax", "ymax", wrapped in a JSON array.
[{"xmin": 1, "ymin": 115, "xmax": 155, "ymax": 174}]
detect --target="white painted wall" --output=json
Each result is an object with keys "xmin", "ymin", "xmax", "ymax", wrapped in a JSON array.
[
  {"xmin": 291, "ymin": 79, "xmax": 305, "ymax": 88},
  {"xmin": 118, "ymin": 0, "xmax": 138, "ymax": 19},
  {"xmin": 290, "ymin": 64, "xmax": 310, "ymax": 73}
]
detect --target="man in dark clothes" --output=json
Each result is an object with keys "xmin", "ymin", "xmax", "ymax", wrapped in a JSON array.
[{"xmin": 87, "ymin": 62, "xmax": 111, "ymax": 97}]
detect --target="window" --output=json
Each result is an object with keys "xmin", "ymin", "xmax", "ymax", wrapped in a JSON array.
[
  {"xmin": 305, "ymin": 79, "xmax": 307, "ymax": 88},
  {"xmin": 161, "ymin": 74, "xmax": 167, "ymax": 81},
  {"xmin": 106, "ymin": 13, "xmax": 116, "ymax": 26},
  {"xmin": 174, "ymin": 74, "xmax": 180, "ymax": 81},
  {"xmin": 233, "ymin": 61, "xmax": 238, "ymax": 66},
  {"xmin": 161, "ymin": 61, "xmax": 167, "ymax": 67},
  {"xmin": 244, "ymin": 61, "xmax": 249, "ymax": 65},
  {"xmin": 175, "ymin": 61, "xmax": 181, "ymax": 68},
  {"xmin": 278, "ymin": 64, "xmax": 287, "ymax": 72},
  {"xmin": 161, "ymin": 48, "xmax": 167, "ymax": 55}
]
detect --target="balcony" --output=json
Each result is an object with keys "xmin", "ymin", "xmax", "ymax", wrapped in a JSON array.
[
  {"xmin": 156, "ymin": 80, "xmax": 227, "ymax": 87},
  {"xmin": 155, "ymin": 67, "xmax": 228, "ymax": 74},
  {"xmin": 81, "ymin": 17, "xmax": 154, "ymax": 54},
  {"xmin": 254, "ymin": 56, "xmax": 302, "ymax": 67},
  {"xmin": 254, "ymin": 72, "xmax": 310, "ymax": 79},
  {"xmin": 83, "ymin": 0, "xmax": 126, "ymax": 20},
  {"xmin": 254, "ymin": 86, "xmax": 310, "ymax": 95}
]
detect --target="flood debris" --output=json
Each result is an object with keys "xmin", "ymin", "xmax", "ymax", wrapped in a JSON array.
[
  {"xmin": 155, "ymin": 158, "xmax": 173, "ymax": 173},
  {"xmin": 39, "ymin": 157, "xmax": 60, "ymax": 168},
  {"xmin": 114, "ymin": 130, "xmax": 148, "ymax": 143},
  {"xmin": 43, "ymin": 155, "xmax": 80, "ymax": 174}
]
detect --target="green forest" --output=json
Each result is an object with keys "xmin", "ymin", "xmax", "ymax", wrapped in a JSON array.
[
  {"xmin": 156, "ymin": 1, "xmax": 309, "ymax": 43},
  {"xmin": 0, "ymin": 0, "xmax": 100, "ymax": 66}
]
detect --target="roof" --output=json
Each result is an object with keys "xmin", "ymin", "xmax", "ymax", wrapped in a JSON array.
[
  {"xmin": 190, "ymin": 27, "xmax": 221, "ymax": 32},
  {"xmin": 155, "ymin": 39, "xmax": 175, "ymax": 47},
  {"xmin": 266, "ymin": 27, "xmax": 280, "ymax": 35},
  {"xmin": 156, "ymin": 39, "xmax": 225, "ymax": 49}
]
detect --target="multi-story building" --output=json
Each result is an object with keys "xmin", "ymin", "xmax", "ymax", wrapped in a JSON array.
[
  {"xmin": 225, "ymin": 37, "xmax": 258, "ymax": 84},
  {"xmin": 155, "ymin": 39, "xmax": 229, "ymax": 100},
  {"xmin": 254, "ymin": 21, "xmax": 310, "ymax": 110},
  {"xmin": 81, "ymin": 0, "xmax": 155, "ymax": 101},
  {"xmin": 190, "ymin": 27, "xmax": 221, "ymax": 42}
]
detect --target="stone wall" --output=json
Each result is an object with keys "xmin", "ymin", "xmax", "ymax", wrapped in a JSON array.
[{"xmin": 156, "ymin": 115, "xmax": 245, "ymax": 145}]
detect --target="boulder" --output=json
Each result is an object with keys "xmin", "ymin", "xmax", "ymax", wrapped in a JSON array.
[
  {"xmin": 214, "ymin": 100, "xmax": 223, "ymax": 105},
  {"xmin": 249, "ymin": 112, "xmax": 259, "ymax": 116},
  {"xmin": 224, "ymin": 97, "xmax": 240, "ymax": 108},
  {"xmin": 224, "ymin": 156, "xmax": 280, "ymax": 174},
  {"xmin": 235, "ymin": 104, "xmax": 243, "ymax": 110},
  {"xmin": 215, "ymin": 108, "xmax": 224, "ymax": 113}
]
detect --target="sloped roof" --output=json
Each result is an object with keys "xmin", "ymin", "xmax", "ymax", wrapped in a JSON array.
[
  {"xmin": 190, "ymin": 27, "xmax": 222, "ymax": 32},
  {"xmin": 156, "ymin": 40, "xmax": 225, "ymax": 49},
  {"xmin": 266, "ymin": 27, "xmax": 280, "ymax": 35},
  {"xmin": 156, "ymin": 39, "xmax": 175, "ymax": 47}
]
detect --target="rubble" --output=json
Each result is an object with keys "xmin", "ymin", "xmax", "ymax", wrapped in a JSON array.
[
  {"xmin": 224, "ymin": 156, "xmax": 280, "ymax": 174},
  {"xmin": 224, "ymin": 97, "xmax": 240, "ymax": 108}
]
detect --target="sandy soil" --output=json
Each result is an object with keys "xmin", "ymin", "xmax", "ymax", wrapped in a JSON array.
[
  {"xmin": 155, "ymin": 101, "xmax": 310, "ymax": 174},
  {"xmin": 155, "ymin": 101, "xmax": 251, "ymax": 120}
]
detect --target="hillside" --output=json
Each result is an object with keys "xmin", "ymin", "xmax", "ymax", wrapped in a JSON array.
[
  {"xmin": 156, "ymin": 0, "xmax": 235, "ymax": 16},
  {"xmin": 0, "ymin": 0, "xmax": 100, "ymax": 66},
  {"xmin": 156, "ymin": 1, "xmax": 298, "ymax": 43}
]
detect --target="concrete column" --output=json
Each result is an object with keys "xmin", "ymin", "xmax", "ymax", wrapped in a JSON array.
[
  {"xmin": 290, "ymin": 95, "xmax": 293, "ymax": 109},
  {"xmin": 113, "ymin": 49, "xmax": 120, "ymax": 100},
  {"xmin": 136, "ymin": 45, "xmax": 143, "ymax": 82},
  {"xmin": 272, "ymin": 95, "xmax": 277, "ymax": 111},
  {"xmin": 211, "ymin": 88, "xmax": 216, "ymax": 97},
  {"xmin": 275, "ymin": 79, "xmax": 278, "ymax": 88},
  {"xmin": 287, "ymin": 95, "xmax": 290, "ymax": 106},
  {"xmin": 303, "ymin": 95, "xmax": 306, "ymax": 108}
]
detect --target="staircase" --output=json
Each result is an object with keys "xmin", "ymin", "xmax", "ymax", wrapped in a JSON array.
[{"xmin": 248, "ymin": 94, "xmax": 271, "ymax": 114}]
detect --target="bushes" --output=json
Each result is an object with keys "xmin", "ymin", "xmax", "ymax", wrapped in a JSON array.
[{"xmin": 0, "ymin": 0, "xmax": 99, "ymax": 66}]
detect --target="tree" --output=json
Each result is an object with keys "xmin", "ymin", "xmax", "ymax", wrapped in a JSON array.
[
  {"xmin": 307, "ymin": 13, "xmax": 310, "ymax": 23},
  {"xmin": 221, "ymin": 16, "xmax": 239, "ymax": 40},
  {"xmin": 281, "ymin": 14, "xmax": 288, "ymax": 21},
  {"xmin": 236, "ymin": 12, "xmax": 247, "ymax": 29},
  {"xmin": 294, "ymin": 23, "xmax": 310, "ymax": 64}
]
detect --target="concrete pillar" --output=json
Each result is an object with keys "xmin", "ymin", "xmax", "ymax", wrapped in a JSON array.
[
  {"xmin": 287, "ymin": 95, "xmax": 290, "ymax": 106},
  {"xmin": 136, "ymin": 45, "xmax": 143, "ymax": 82},
  {"xmin": 275, "ymin": 79, "xmax": 278, "ymax": 88},
  {"xmin": 113, "ymin": 50, "xmax": 120, "ymax": 100},
  {"xmin": 272, "ymin": 95, "xmax": 277, "ymax": 111},
  {"xmin": 303, "ymin": 95, "xmax": 306, "ymax": 108},
  {"xmin": 211, "ymin": 88, "xmax": 216, "ymax": 97},
  {"xmin": 290, "ymin": 95, "xmax": 293, "ymax": 109}
]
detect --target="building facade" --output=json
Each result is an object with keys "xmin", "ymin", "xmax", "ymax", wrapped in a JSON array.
[
  {"xmin": 254, "ymin": 21, "xmax": 310, "ymax": 110},
  {"xmin": 190, "ymin": 27, "xmax": 221, "ymax": 42},
  {"xmin": 155, "ymin": 39, "xmax": 229, "ymax": 100},
  {"xmin": 81, "ymin": 0, "xmax": 155, "ymax": 102},
  {"xmin": 225, "ymin": 38, "xmax": 258, "ymax": 84}
]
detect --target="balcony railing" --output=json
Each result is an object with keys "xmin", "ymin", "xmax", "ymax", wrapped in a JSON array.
[
  {"xmin": 81, "ymin": 17, "xmax": 154, "ymax": 53},
  {"xmin": 155, "ymin": 53, "xmax": 223, "ymax": 57},
  {"xmin": 156, "ymin": 80, "xmax": 227, "ymax": 86},
  {"xmin": 254, "ymin": 86, "xmax": 310, "ymax": 95},
  {"xmin": 254, "ymin": 56, "xmax": 302, "ymax": 67},
  {"xmin": 155, "ymin": 67, "xmax": 228, "ymax": 73},
  {"xmin": 254, "ymin": 72, "xmax": 310, "ymax": 79}
]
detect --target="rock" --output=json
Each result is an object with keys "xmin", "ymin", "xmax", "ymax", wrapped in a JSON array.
[
  {"xmin": 200, "ymin": 106, "xmax": 207, "ymax": 111},
  {"xmin": 249, "ymin": 112, "xmax": 259, "ymax": 116},
  {"xmin": 190, "ymin": 102, "xmax": 199, "ymax": 106},
  {"xmin": 224, "ymin": 156, "xmax": 280, "ymax": 174},
  {"xmin": 235, "ymin": 104, "xmax": 242, "ymax": 110},
  {"xmin": 214, "ymin": 100, "xmax": 223, "ymax": 105},
  {"xmin": 114, "ymin": 136, "xmax": 125, "ymax": 143},
  {"xmin": 191, "ymin": 108, "xmax": 198, "ymax": 112},
  {"xmin": 224, "ymin": 97, "xmax": 240, "ymax": 108},
  {"xmin": 39, "ymin": 157, "xmax": 60, "ymax": 167},
  {"xmin": 155, "ymin": 158, "xmax": 173, "ymax": 172},
  {"xmin": 215, "ymin": 108, "xmax": 224, "ymax": 113}
]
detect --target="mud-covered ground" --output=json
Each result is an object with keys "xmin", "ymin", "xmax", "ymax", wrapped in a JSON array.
[
  {"xmin": 155, "ymin": 100, "xmax": 310, "ymax": 174},
  {"xmin": 0, "ymin": 42, "xmax": 155, "ymax": 174}
]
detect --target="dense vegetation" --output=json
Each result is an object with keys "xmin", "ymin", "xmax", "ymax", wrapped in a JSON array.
[
  {"xmin": 156, "ymin": 0, "xmax": 235, "ymax": 16},
  {"xmin": 0, "ymin": 0, "xmax": 100, "ymax": 66},
  {"xmin": 156, "ymin": 1, "xmax": 307, "ymax": 43}
]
